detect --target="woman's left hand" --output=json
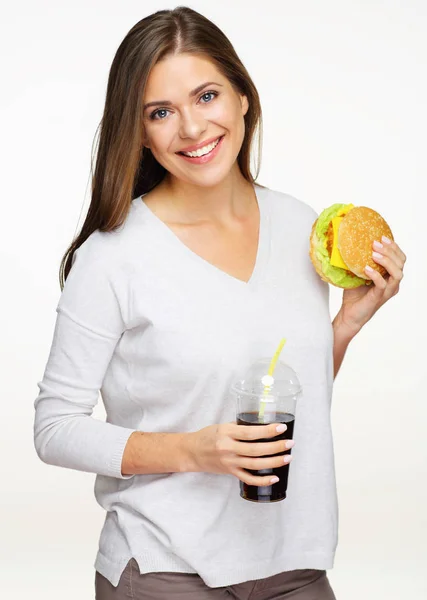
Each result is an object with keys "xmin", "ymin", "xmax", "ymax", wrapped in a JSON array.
[{"xmin": 335, "ymin": 235, "xmax": 406, "ymax": 338}]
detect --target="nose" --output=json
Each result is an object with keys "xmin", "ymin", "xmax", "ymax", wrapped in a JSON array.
[{"xmin": 178, "ymin": 106, "xmax": 208, "ymax": 140}]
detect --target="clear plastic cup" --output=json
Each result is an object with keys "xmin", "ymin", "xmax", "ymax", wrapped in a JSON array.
[{"xmin": 231, "ymin": 358, "xmax": 302, "ymax": 503}]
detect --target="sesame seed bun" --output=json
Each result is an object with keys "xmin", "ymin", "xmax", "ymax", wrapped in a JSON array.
[{"xmin": 337, "ymin": 207, "xmax": 394, "ymax": 279}]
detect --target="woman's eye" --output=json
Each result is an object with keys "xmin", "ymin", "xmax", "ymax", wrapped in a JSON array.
[
  {"xmin": 200, "ymin": 91, "xmax": 218, "ymax": 103},
  {"xmin": 150, "ymin": 108, "xmax": 169, "ymax": 121}
]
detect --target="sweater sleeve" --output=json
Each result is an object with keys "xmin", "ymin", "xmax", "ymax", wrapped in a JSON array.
[{"xmin": 33, "ymin": 236, "xmax": 136, "ymax": 479}]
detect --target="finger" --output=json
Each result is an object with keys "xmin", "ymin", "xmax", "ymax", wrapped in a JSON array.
[
  {"xmin": 236, "ymin": 453, "xmax": 293, "ymax": 471},
  {"xmin": 373, "ymin": 240, "xmax": 404, "ymax": 269},
  {"xmin": 232, "ymin": 439, "xmax": 290, "ymax": 457},
  {"xmin": 233, "ymin": 422, "xmax": 287, "ymax": 441},
  {"xmin": 232, "ymin": 467, "xmax": 281, "ymax": 487},
  {"xmin": 372, "ymin": 252, "xmax": 404, "ymax": 283},
  {"xmin": 364, "ymin": 265, "xmax": 388, "ymax": 293},
  {"xmin": 381, "ymin": 236, "xmax": 407, "ymax": 264}
]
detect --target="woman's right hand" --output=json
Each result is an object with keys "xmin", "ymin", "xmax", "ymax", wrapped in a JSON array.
[{"xmin": 186, "ymin": 423, "xmax": 294, "ymax": 487}]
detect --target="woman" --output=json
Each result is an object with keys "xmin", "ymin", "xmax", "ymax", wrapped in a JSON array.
[{"xmin": 34, "ymin": 7, "xmax": 406, "ymax": 599}]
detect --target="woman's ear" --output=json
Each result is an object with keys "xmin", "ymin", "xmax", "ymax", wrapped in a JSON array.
[
  {"xmin": 241, "ymin": 94, "xmax": 249, "ymax": 117},
  {"xmin": 142, "ymin": 131, "xmax": 151, "ymax": 149}
]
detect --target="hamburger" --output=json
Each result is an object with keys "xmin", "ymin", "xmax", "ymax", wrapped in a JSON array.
[{"xmin": 309, "ymin": 204, "xmax": 394, "ymax": 288}]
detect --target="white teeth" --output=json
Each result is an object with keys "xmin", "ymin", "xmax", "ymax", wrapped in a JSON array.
[{"xmin": 183, "ymin": 137, "xmax": 221, "ymax": 158}]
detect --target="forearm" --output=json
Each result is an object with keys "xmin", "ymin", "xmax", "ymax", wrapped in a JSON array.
[
  {"xmin": 332, "ymin": 312, "xmax": 358, "ymax": 379},
  {"xmin": 121, "ymin": 431, "xmax": 196, "ymax": 476}
]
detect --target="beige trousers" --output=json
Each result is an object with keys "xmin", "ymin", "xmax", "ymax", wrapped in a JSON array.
[{"xmin": 95, "ymin": 559, "xmax": 336, "ymax": 599}]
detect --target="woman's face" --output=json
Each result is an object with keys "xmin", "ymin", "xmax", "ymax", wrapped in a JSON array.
[{"xmin": 142, "ymin": 53, "xmax": 249, "ymax": 188}]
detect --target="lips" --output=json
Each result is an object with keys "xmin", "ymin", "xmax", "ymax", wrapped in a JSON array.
[
  {"xmin": 176, "ymin": 134, "xmax": 225, "ymax": 165},
  {"xmin": 176, "ymin": 135, "xmax": 223, "ymax": 155}
]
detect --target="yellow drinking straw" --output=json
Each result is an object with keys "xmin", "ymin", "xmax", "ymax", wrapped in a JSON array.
[{"xmin": 258, "ymin": 337, "xmax": 287, "ymax": 420}]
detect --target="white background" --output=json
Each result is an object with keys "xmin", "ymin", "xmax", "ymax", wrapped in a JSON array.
[{"xmin": 1, "ymin": 1, "xmax": 426, "ymax": 598}]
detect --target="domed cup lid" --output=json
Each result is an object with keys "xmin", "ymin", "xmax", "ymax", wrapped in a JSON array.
[{"xmin": 231, "ymin": 358, "xmax": 302, "ymax": 399}]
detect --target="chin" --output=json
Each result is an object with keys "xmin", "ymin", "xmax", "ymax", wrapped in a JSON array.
[{"xmin": 173, "ymin": 162, "xmax": 237, "ymax": 188}]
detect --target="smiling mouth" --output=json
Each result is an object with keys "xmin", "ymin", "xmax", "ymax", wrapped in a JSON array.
[{"xmin": 177, "ymin": 136, "xmax": 224, "ymax": 158}]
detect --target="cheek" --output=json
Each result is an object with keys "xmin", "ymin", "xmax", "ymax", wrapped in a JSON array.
[
  {"xmin": 208, "ymin": 101, "xmax": 241, "ymax": 128},
  {"xmin": 145, "ymin": 122, "xmax": 175, "ymax": 152}
]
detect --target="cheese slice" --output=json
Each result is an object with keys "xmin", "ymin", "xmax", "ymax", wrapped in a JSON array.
[{"xmin": 330, "ymin": 204, "xmax": 354, "ymax": 269}]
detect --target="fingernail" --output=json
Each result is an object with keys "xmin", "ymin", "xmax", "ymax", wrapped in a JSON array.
[
  {"xmin": 373, "ymin": 240, "xmax": 383, "ymax": 250},
  {"xmin": 284, "ymin": 455, "xmax": 293, "ymax": 464},
  {"xmin": 382, "ymin": 236, "xmax": 392, "ymax": 244},
  {"xmin": 365, "ymin": 265, "xmax": 374, "ymax": 273},
  {"xmin": 271, "ymin": 476, "xmax": 279, "ymax": 483},
  {"xmin": 285, "ymin": 440, "xmax": 295, "ymax": 449},
  {"xmin": 276, "ymin": 424, "xmax": 287, "ymax": 433},
  {"xmin": 372, "ymin": 251, "xmax": 383, "ymax": 260}
]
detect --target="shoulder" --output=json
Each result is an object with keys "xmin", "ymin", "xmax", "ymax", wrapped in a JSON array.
[
  {"xmin": 260, "ymin": 185, "xmax": 318, "ymax": 222},
  {"xmin": 259, "ymin": 185, "xmax": 318, "ymax": 240},
  {"xmin": 72, "ymin": 229, "xmax": 121, "ymax": 273},
  {"xmin": 71, "ymin": 198, "xmax": 150, "ymax": 276}
]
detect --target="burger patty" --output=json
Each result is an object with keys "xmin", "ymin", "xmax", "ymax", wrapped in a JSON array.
[{"xmin": 326, "ymin": 222, "xmax": 334, "ymax": 257}]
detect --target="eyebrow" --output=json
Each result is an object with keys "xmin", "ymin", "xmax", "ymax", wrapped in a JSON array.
[{"xmin": 143, "ymin": 81, "xmax": 223, "ymax": 111}]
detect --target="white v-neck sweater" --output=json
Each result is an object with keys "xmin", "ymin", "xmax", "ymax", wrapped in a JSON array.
[{"xmin": 34, "ymin": 184, "xmax": 337, "ymax": 588}]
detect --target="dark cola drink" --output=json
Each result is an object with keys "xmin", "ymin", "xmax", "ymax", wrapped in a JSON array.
[{"xmin": 237, "ymin": 411, "xmax": 295, "ymax": 503}]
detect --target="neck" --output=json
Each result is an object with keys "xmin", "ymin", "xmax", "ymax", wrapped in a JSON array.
[{"xmin": 158, "ymin": 167, "xmax": 257, "ymax": 226}]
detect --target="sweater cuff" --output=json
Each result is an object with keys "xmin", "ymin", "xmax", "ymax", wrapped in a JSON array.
[{"xmin": 109, "ymin": 428, "xmax": 136, "ymax": 479}]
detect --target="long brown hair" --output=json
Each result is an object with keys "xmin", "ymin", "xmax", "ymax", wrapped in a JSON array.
[{"xmin": 59, "ymin": 6, "xmax": 264, "ymax": 289}]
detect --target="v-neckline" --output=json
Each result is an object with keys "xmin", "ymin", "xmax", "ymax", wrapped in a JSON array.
[{"xmin": 137, "ymin": 183, "xmax": 271, "ymax": 288}]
